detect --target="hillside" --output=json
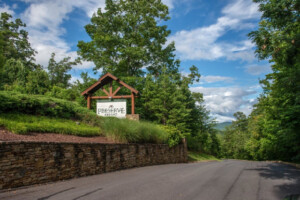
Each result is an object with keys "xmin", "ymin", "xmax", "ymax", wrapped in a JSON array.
[
  {"xmin": 0, "ymin": 91, "xmax": 170, "ymax": 145},
  {"xmin": 215, "ymin": 122, "xmax": 232, "ymax": 131}
]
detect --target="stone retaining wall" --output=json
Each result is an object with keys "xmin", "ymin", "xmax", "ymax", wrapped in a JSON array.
[{"xmin": 0, "ymin": 141, "xmax": 187, "ymax": 189}]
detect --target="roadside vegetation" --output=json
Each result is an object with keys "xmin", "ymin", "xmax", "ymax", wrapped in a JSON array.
[
  {"xmin": 0, "ymin": 91, "xmax": 168, "ymax": 144},
  {"xmin": 0, "ymin": 3, "xmax": 217, "ymax": 150},
  {"xmin": 0, "ymin": 0, "xmax": 299, "ymax": 162},
  {"xmin": 188, "ymin": 151, "xmax": 220, "ymax": 162},
  {"xmin": 0, "ymin": 113, "xmax": 101, "ymax": 136}
]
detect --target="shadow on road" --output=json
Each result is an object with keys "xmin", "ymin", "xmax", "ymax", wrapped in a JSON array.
[{"xmin": 247, "ymin": 163, "xmax": 300, "ymax": 199}]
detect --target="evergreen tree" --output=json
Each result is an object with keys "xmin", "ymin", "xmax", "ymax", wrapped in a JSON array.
[
  {"xmin": 0, "ymin": 12, "xmax": 36, "ymax": 69},
  {"xmin": 142, "ymin": 67, "xmax": 191, "ymax": 134},
  {"xmin": 47, "ymin": 53, "xmax": 79, "ymax": 88}
]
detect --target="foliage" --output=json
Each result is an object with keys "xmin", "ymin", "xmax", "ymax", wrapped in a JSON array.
[
  {"xmin": 25, "ymin": 68, "xmax": 51, "ymax": 95},
  {"xmin": 100, "ymin": 117, "xmax": 168, "ymax": 144},
  {"xmin": 0, "ymin": 91, "xmax": 96, "ymax": 119},
  {"xmin": 0, "ymin": 113, "xmax": 101, "ymax": 136},
  {"xmin": 47, "ymin": 53, "xmax": 79, "ymax": 88},
  {"xmin": 188, "ymin": 151, "xmax": 220, "ymax": 162},
  {"xmin": 0, "ymin": 12, "xmax": 36, "ymax": 69},
  {"xmin": 159, "ymin": 125, "xmax": 184, "ymax": 147},
  {"xmin": 221, "ymin": 112, "xmax": 251, "ymax": 159},
  {"xmin": 77, "ymin": 0, "xmax": 179, "ymax": 76},
  {"xmin": 246, "ymin": 0, "xmax": 300, "ymax": 162},
  {"xmin": 0, "ymin": 91, "xmax": 170, "ymax": 145},
  {"xmin": 142, "ymin": 68, "xmax": 191, "ymax": 133}
]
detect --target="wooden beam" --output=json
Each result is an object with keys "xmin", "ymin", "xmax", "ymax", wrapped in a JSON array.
[
  {"xmin": 87, "ymin": 95, "xmax": 91, "ymax": 109},
  {"xmin": 91, "ymin": 95, "xmax": 137, "ymax": 99},
  {"xmin": 112, "ymin": 86, "xmax": 122, "ymax": 96},
  {"xmin": 109, "ymin": 81, "xmax": 113, "ymax": 96},
  {"xmin": 131, "ymin": 92, "xmax": 135, "ymax": 114},
  {"xmin": 102, "ymin": 88, "xmax": 109, "ymax": 96}
]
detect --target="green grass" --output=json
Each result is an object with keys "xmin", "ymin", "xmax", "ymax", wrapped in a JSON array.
[
  {"xmin": 188, "ymin": 151, "xmax": 220, "ymax": 162},
  {"xmin": 100, "ymin": 117, "xmax": 168, "ymax": 144},
  {"xmin": 0, "ymin": 91, "xmax": 171, "ymax": 144},
  {"xmin": 0, "ymin": 113, "xmax": 101, "ymax": 136}
]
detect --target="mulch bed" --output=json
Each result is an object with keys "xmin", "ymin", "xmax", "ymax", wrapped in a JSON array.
[{"xmin": 0, "ymin": 128, "xmax": 118, "ymax": 144}]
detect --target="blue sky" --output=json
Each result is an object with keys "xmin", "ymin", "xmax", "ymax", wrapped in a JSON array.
[{"xmin": 0, "ymin": 0, "xmax": 271, "ymax": 122}]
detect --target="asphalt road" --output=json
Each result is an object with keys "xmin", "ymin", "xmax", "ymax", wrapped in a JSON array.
[{"xmin": 1, "ymin": 160, "xmax": 300, "ymax": 200}]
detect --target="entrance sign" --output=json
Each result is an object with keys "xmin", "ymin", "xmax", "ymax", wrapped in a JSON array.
[
  {"xmin": 96, "ymin": 99, "xmax": 126, "ymax": 118},
  {"xmin": 81, "ymin": 73, "xmax": 139, "ymax": 118}
]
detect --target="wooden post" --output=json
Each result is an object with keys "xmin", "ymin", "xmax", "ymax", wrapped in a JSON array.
[
  {"xmin": 131, "ymin": 92, "xmax": 135, "ymax": 114},
  {"xmin": 109, "ymin": 81, "xmax": 113, "ymax": 97},
  {"xmin": 87, "ymin": 94, "xmax": 91, "ymax": 109}
]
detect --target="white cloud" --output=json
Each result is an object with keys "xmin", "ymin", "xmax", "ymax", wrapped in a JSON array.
[
  {"xmin": 190, "ymin": 86, "xmax": 257, "ymax": 122},
  {"xmin": 169, "ymin": 0, "xmax": 261, "ymax": 62},
  {"xmin": 211, "ymin": 114, "xmax": 235, "ymax": 123},
  {"xmin": 162, "ymin": 0, "xmax": 175, "ymax": 10},
  {"xmin": 201, "ymin": 75, "xmax": 234, "ymax": 83},
  {"xmin": 245, "ymin": 64, "xmax": 271, "ymax": 75},
  {"xmin": 222, "ymin": 0, "xmax": 260, "ymax": 20},
  {"xmin": 0, "ymin": 4, "xmax": 15, "ymax": 15},
  {"xmin": 18, "ymin": 0, "xmax": 106, "ymax": 69}
]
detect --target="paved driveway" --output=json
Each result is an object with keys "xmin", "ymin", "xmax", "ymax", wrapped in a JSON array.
[{"xmin": 1, "ymin": 160, "xmax": 300, "ymax": 200}]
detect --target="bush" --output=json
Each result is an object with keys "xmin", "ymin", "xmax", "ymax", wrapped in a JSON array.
[
  {"xmin": 0, "ymin": 114, "xmax": 101, "ymax": 136},
  {"xmin": 0, "ymin": 91, "xmax": 173, "ymax": 145},
  {"xmin": 0, "ymin": 91, "xmax": 96, "ymax": 119},
  {"xmin": 100, "ymin": 117, "xmax": 168, "ymax": 144}
]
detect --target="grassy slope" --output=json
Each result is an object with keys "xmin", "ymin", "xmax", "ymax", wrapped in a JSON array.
[
  {"xmin": 188, "ymin": 151, "xmax": 220, "ymax": 162},
  {"xmin": 0, "ymin": 113, "xmax": 101, "ymax": 136},
  {"xmin": 0, "ymin": 91, "xmax": 168, "ymax": 144}
]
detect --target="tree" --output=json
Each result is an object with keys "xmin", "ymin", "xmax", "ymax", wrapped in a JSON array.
[
  {"xmin": 248, "ymin": 0, "xmax": 300, "ymax": 161},
  {"xmin": 0, "ymin": 12, "xmax": 36, "ymax": 69},
  {"xmin": 1, "ymin": 58, "xmax": 27, "ymax": 87},
  {"xmin": 221, "ymin": 112, "xmax": 250, "ymax": 159},
  {"xmin": 47, "ymin": 53, "xmax": 79, "ymax": 88},
  {"xmin": 25, "ymin": 69, "xmax": 50, "ymax": 95},
  {"xmin": 142, "ymin": 67, "xmax": 191, "ymax": 133},
  {"xmin": 77, "ymin": 0, "xmax": 179, "ymax": 77}
]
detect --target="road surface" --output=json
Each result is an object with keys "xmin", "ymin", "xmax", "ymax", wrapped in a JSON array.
[{"xmin": 1, "ymin": 160, "xmax": 300, "ymax": 200}]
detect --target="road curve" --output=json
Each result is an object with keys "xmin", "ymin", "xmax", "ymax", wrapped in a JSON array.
[{"xmin": 1, "ymin": 160, "xmax": 300, "ymax": 200}]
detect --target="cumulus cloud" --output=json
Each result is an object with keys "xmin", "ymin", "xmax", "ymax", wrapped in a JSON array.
[
  {"xmin": 0, "ymin": 3, "xmax": 15, "ymax": 15},
  {"xmin": 162, "ymin": 0, "xmax": 175, "ymax": 10},
  {"xmin": 169, "ymin": 0, "xmax": 260, "ymax": 62},
  {"xmin": 190, "ymin": 86, "xmax": 257, "ymax": 122},
  {"xmin": 201, "ymin": 75, "xmax": 234, "ymax": 83},
  {"xmin": 18, "ymin": 0, "xmax": 107, "ymax": 69},
  {"xmin": 245, "ymin": 64, "xmax": 271, "ymax": 75}
]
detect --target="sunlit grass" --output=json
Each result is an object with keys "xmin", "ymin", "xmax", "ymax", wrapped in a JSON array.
[
  {"xmin": 100, "ymin": 117, "xmax": 168, "ymax": 144},
  {"xmin": 0, "ymin": 113, "xmax": 101, "ymax": 136},
  {"xmin": 188, "ymin": 151, "xmax": 220, "ymax": 162}
]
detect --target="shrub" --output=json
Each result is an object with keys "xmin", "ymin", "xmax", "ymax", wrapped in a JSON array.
[
  {"xmin": 0, "ymin": 91, "xmax": 177, "ymax": 145},
  {"xmin": 0, "ymin": 114, "xmax": 101, "ymax": 136},
  {"xmin": 0, "ymin": 91, "xmax": 96, "ymax": 119}
]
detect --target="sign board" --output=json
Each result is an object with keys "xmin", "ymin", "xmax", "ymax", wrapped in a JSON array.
[{"xmin": 96, "ymin": 99, "xmax": 127, "ymax": 118}]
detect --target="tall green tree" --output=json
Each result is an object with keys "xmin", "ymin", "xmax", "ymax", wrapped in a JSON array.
[
  {"xmin": 0, "ymin": 12, "xmax": 36, "ymax": 69},
  {"xmin": 77, "ymin": 0, "xmax": 179, "ymax": 77},
  {"xmin": 142, "ymin": 67, "xmax": 191, "ymax": 133},
  {"xmin": 47, "ymin": 53, "xmax": 79, "ymax": 88},
  {"xmin": 248, "ymin": 0, "xmax": 300, "ymax": 161},
  {"xmin": 221, "ymin": 112, "xmax": 250, "ymax": 159}
]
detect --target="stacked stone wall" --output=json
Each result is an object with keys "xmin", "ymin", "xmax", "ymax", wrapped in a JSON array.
[{"xmin": 0, "ymin": 141, "xmax": 187, "ymax": 189}]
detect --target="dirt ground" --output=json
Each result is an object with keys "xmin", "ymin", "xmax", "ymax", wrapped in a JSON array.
[{"xmin": 0, "ymin": 128, "xmax": 118, "ymax": 144}]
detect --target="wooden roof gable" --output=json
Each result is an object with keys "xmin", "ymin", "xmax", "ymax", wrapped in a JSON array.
[{"xmin": 81, "ymin": 72, "xmax": 139, "ymax": 96}]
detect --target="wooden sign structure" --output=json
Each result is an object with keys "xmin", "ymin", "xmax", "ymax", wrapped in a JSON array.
[{"xmin": 81, "ymin": 73, "xmax": 139, "ymax": 115}]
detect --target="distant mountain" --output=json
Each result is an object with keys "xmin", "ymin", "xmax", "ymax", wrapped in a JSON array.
[{"xmin": 215, "ymin": 122, "xmax": 232, "ymax": 131}]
